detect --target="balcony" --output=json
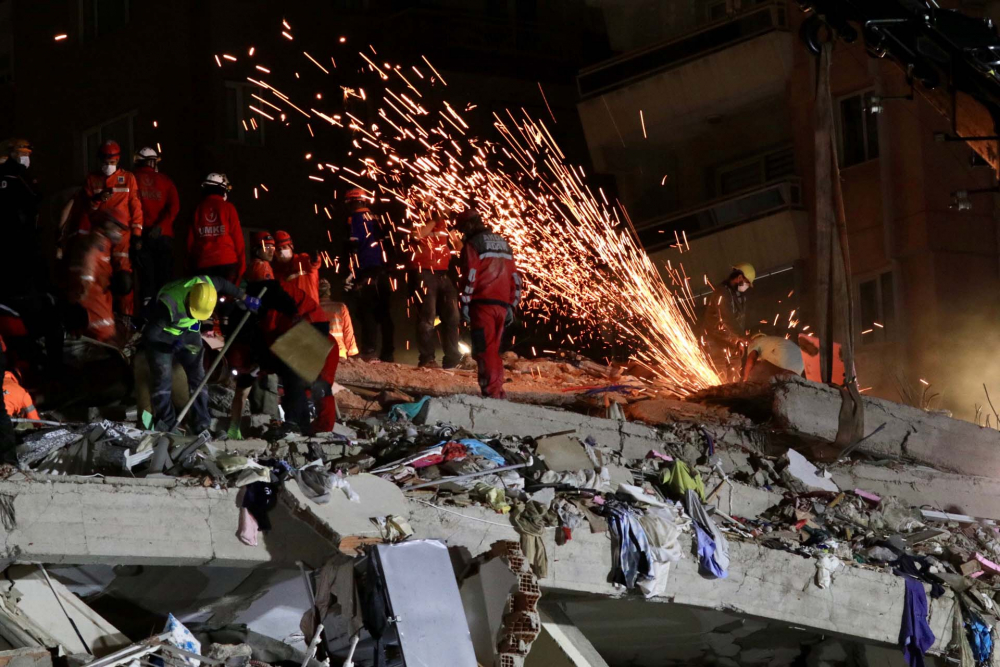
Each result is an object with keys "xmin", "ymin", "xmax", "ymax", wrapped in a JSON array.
[
  {"xmin": 577, "ymin": 2, "xmax": 789, "ymax": 99},
  {"xmin": 637, "ymin": 178, "xmax": 803, "ymax": 252}
]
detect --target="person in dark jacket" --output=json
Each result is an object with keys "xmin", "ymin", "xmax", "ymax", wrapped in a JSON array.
[
  {"xmin": 345, "ymin": 188, "xmax": 394, "ymax": 361},
  {"xmin": 701, "ymin": 263, "xmax": 755, "ymax": 381}
]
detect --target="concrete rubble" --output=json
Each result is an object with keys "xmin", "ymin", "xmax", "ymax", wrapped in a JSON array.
[{"xmin": 0, "ymin": 359, "xmax": 999, "ymax": 666}]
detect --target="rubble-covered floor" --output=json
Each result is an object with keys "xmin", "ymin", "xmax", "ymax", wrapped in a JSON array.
[{"xmin": 3, "ymin": 357, "xmax": 1000, "ymax": 666}]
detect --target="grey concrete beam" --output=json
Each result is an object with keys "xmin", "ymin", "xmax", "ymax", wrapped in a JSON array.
[
  {"xmin": 0, "ymin": 474, "xmax": 334, "ymax": 568},
  {"xmin": 407, "ymin": 500, "xmax": 955, "ymax": 651}
]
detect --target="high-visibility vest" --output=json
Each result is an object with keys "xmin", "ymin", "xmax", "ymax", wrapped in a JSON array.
[{"xmin": 158, "ymin": 276, "xmax": 210, "ymax": 336}]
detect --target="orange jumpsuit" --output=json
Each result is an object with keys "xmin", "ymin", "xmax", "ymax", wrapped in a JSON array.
[
  {"xmin": 274, "ymin": 254, "xmax": 321, "ymax": 304},
  {"xmin": 72, "ymin": 170, "xmax": 143, "ymax": 315},
  {"xmin": 66, "ymin": 224, "xmax": 117, "ymax": 342},
  {"xmin": 3, "ymin": 371, "xmax": 38, "ymax": 421}
]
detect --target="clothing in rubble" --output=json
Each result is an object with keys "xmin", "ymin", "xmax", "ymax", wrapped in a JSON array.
[
  {"xmin": 457, "ymin": 215, "xmax": 521, "ymax": 399},
  {"xmin": 964, "ymin": 609, "xmax": 993, "ymax": 667},
  {"xmin": 637, "ymin": 506, "xmax": 684, "ymax": 598},
  {"xmin": 240, "ymin": 459, "xmax": 289, "ymax": 532},
  {"xmin": 686, "ymin": 488, "xmax": 729, "ymax": 578},
  {"xmin": 899, "ymin": 577, "xmax": 935, "ymax": 667},
  {"xmin": 663, "ymin": 460, "xmax": 705, "ymax": 501},
  {"xmin": 603, "ymin": 500, "xmax": 654, "ymax": 590},
  {"xmin": 510, "ymin": 499, "xmax": 558, "ymax": 579},
  {"xmin": 358, "ymin": 554, "xmax": 392, "ymax": 667},
  {"xmin": 892, "ymin": 552, "xmax": 946, "ymax": 599}
]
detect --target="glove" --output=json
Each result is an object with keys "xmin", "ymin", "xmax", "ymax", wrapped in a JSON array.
[
  {"xmin": 110, "ymin": 270, "xmax": 133, "ymax": 296},
  {"xmin": 504, "ymin": 307, "xmax": 514, "ymax": 328},
  {"xmin": 243, "ymin": 295, "xmax": 261, "ymax": 313},
  {"xmin": 227, "ymin": 423, "xmax": 243, "ymax": 440},
  {"xmin": 461, "ymin": 305, "xmax": 470, "ymax": 323}
]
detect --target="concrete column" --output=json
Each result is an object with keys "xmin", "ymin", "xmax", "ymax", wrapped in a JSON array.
[{"xmin": 524, "ymin": 604, "xmax": 610, "ymax": 667}]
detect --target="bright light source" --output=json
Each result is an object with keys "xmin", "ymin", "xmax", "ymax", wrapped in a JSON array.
[
  {"xmin": 54, "ymin": 34, "xmax": 68, "ymax": 41},
  {"xmin": 458, "ymin": 342, "xmax": 471, "ymax": 355}
]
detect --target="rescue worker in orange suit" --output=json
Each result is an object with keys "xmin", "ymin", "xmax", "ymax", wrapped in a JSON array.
[
  {"xmin": 412, "ymin": 209, "xmax": 462, "ymax": 368},
  {"xmin": 0, "ymin": 139, "xmax": 65, "ymax": 369},
  {"xmin": 701, "ymin": 262, "xmax": 755, "ymax": 382},
  {"xmin": 0, "ymin": 335, "xmax": 15, "ymax": 463},
  {"xmin": 247, "ymin": 231, "xmax": 276, "ymax": 283},
  {"xmin": 226, "ymin": 278, "xmax": 339, "ymax": 438},
  {"xmin": 65, "ymin": 211, "xmax": 131, "ymax": 343},
  {"xmin": 318, "ymin": 278, "xmax": 359, "ymax": 358},
  {"xmin": 273, "ymin": 230, "xmax": 321, "ymax": 303},
  {"xmin": 344, "ymin": 188, "xmax": 394, "ymax": 361},
  {"xmin": 133, "ymin": 147, "xmax": 179, "ymax": 309},
  {"xmin": 187, "ymin": 173, "xmax": 245, "ymax": 284},
  {"xmin": 456, "ymin": 208, "xmax": 521, "ymax": 399},
  {"xmin": 72, "ymin": 140, "xmax": 142, "ymax": 317},
  {"xmin": 4, "ymin": 368, "xmax": 39, "ymax": 422}
]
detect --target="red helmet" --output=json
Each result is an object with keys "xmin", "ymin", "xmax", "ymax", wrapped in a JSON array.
[
  {"xmin": 274, "ymin": 230, "xmax": 293, "ymax": 248},
  {"xmin": 252, "ymin": 231, "xmax": 275, "ymax": 247},
  {"xmin": 98, "ymin": 140, "xmax": 121, "ymax": 159},
  {"xmin": 344, "ymin": 188, "xmax": 366, "ymax": 202}
]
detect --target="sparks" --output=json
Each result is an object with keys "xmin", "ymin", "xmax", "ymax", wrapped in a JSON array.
[{"xmin": 639, "ymin": 109, "xmax": 647, "ymax": 138}]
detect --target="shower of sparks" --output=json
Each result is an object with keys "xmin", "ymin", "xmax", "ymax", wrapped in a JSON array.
[{"xmin": 224, "ymin": 20, "xmax": 723, "ymax": 393}]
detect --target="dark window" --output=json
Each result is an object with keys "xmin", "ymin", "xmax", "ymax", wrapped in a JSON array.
[
  {"xmin": 81, "ymin": 112, "xmax": 135, "ymax": 176},
  {"xmin": 224, "ymin": 82, "xmax": 265, "ymax": 147},
  {"xmin": 838, "ymin": 91, "xmax": 880, "ymax": 167},
  {"xmin": 858, "ymin": 270, "xmax": 895, "ymax": 345},
  {"xmin": 81, "ymin": 0, "xmax": 130, "ymax": 42},
  {"xmin": 715, "ymin": 146, "xmax": 795, "ymax": 196}
]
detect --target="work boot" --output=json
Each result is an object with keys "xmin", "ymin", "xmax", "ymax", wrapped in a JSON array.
[
  {"xmin": 418, "ymin": 359, "xmax": 439, "ymax": 369},
  {"xmin": 442, "ymin": 356, "xmax": 462, "ymax": 370}
]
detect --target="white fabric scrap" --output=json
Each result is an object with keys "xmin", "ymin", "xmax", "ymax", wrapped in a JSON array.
[{"xmin": 815, "ymin": 554, "xmax": 841, "ymax": 589}]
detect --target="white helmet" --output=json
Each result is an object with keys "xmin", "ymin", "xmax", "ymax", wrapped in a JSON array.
[
  {"xmin": 134, "ymin": 146, "xmax": 160, "ymax": 163},
  {"xmin": 202, "ymin": 172, "xmax": 232, "ymax": 191}
]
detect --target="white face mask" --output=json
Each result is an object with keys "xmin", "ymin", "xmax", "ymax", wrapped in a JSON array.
[
  {"xmin": 737, "ymin": 283, "xmax": 750, "ymax": 293},
  {"xmin": 278, "ymin": 248, "xmax": 293, "ymax": 261},
  {"xmin": 16, "ymin": 156, "xmax": 29, "ymax": 168},
  {"xmin": 101, "ymin": 163, "xmax": 117, "ymax": 176}
]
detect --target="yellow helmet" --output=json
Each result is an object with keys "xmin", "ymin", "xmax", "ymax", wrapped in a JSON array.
[
  {"xmin": 733, "ymin": 262, "xmax": 756, "ymax": 285},
  {"xmin": 187, "ymin": 281, "xmax": 218, "ymax": 320}
]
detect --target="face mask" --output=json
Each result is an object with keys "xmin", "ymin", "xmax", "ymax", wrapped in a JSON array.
[
  {"xmin": 101, "ymin": 163, "xmax": 117, "ymax": 176},
  {"xmin": 737, "ymin": 283, "xmax": 750, "ymax": 293},
  {"xmin": 16, "ymin": 156, "xmax": 29, "ymax": 168},
  {"xmin": 278, "ymin": 248, "xmax": 293, "ymax": 260}
]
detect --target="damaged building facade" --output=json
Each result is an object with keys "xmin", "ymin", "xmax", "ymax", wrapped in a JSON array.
[{"xmin": 576, "ymin": 0, "xmax": 1000, "ymax": 418}]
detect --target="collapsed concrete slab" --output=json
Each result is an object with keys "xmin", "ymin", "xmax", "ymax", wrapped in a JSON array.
[
  {"xmin": 696, "ymin": 376, "xmax": 1000, "ymax": 479},
  {"xmin": 0, "ymin": 474, "xmax": 334, "ymax": 567},
  {"xmin": 419, "ymin": 394, "xmax": 759, "ymax": 459},
  {"xmin": 407, "ymin": 499, "xmax": 955, "ymax": 652}
]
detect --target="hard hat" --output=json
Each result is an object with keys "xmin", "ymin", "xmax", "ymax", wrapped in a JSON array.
[
  {"xmin": 252, "ymin": 231, "xmax": 275, "ymax": 247},
  {"xmin": 134, "ymin": 146, "xmax": 160, "ymax": 163},
  {"xmin": 344, "ymin": 188, "xmax": 366, "ymax": 201},
  {"xmin": 733, "ymin": 262, "xmax": 756, "ymax": 285},
  {"xmin": 188, "ymin": 281, "xmax": 218, "ymax": 321},
  {"xmin": 274, "ymin": 230, "xmax": 293, "ymax": 248},
  {"xmin": 202, "ymin": 172, "xmax": 232, "ymax": 191},
  {"xmin": 98, "ymin": 140, "xmax": 121, "ymax": 159},
  {"xmin": 7, "ymin": 138, "xmax": 32, "ymax": 156}
]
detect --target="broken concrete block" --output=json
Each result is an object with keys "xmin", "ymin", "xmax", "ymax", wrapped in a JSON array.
[
  {"xmin": 0, "ymin": 649, "xmax": 52, "ymax": 667},
  {"xmin": 281, "ymin": 473, "xmax": 409, "ymax": 551},
  {"xmin": 783, "ymin": 449, "xmax": 839, "ymax": 493},
  {"xmin": 535, "ymin": 433, "xmax": 591, "ymax": 472}
]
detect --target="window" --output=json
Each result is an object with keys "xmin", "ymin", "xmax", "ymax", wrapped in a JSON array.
[
  {"xmin": 857, "ymin": 270, "xmax": 895, "ymax": 345},
  {"xmin": 0, "ymin": 0, "xmax": 12, "ymax": 84},
  {"xmin": 838, "ymin": 90, "xmax": 880, "ymax": 167},
  {"xmin": 81, "ymin": 111, "xmax": 135, "ymax": 177},
  {"xmin": 80, "ymin": 0, "xmax": 130, "ymax": 42},
  {"xmin": 225, "ymin": 82, "xmax": 265, "ymax": 147},
  {"xmin": 714, "ymin": 146, "xmax": 795, "ymax": 196}
]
